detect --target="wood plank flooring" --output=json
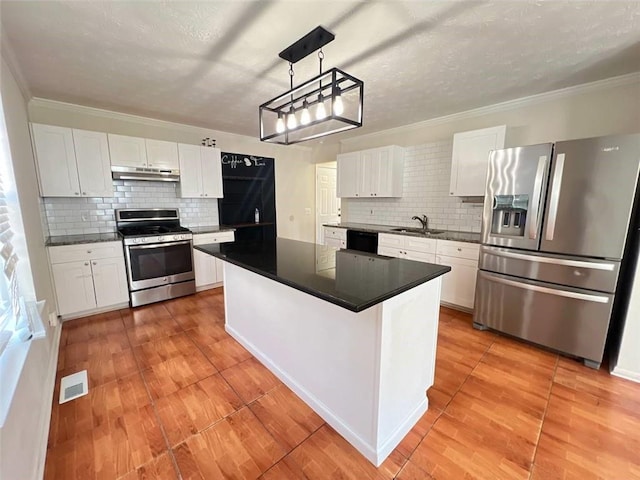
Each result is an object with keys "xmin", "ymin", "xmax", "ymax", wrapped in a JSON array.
[{"xmin": 45, "ymin": 290, "xmax": 640, "ymax": 479}]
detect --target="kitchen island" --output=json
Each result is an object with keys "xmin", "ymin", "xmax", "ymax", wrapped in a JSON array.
[{"xmin": 195, "ymin": 238, "xmax": 450, "ymax": 466}]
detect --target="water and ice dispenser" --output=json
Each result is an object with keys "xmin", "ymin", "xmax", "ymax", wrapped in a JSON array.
[{"xmin": 491, "ymin": 195, "xmax": 529, "ymax": 237}]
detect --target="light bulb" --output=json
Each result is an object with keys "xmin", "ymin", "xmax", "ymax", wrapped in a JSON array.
[
  {"xmin": 316, "ymin": 98, "xmax": 327, "ymax": 120},
  {"xmin": 275, "ymin": 114, "xmax": 285, "ymax": 133},
  {"xmin": 300, "ymin": 101, "xmax": 311, "ymax": 125},
  {"xmin": 333, "ymin": 92, "xmax": 344, "ymax": 115},
  {"xmin": 287, "ymin": 109, "xmax": 297, "ymax": 130}
]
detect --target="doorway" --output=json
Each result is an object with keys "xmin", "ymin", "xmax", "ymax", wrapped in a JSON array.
[{"xmin": 316, "ymin": 163, "xmax": 341, "ymax": 244}]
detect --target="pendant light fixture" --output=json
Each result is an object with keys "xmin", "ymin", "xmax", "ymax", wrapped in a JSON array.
[{"xmin": 259, "ymin": 26, "xmax": 364, "ymax": 145}]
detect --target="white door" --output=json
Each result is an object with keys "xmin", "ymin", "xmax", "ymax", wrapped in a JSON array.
[
  {"xmin": 316, "ymin": 165, "xmax": 340, "ymax": 244},
  {"xmin": 31, "ymin": 124, "xmax": 80, "ymax": 197},
  {"xmin": 91, "ymin": 257, "xmax": 129, "ymax": 308},
  {"xmin": 146, "ymin": 139, "xmax": 179, "ymax": 169},
  {"xmin": 336, "ymin": 152, "xmax": 360, "ymax": 197},
  {"xmin": 108, "ymin": 134, "xmax": 147, "ymax": 168},
  {"xmin": 178, "ymin": 143, "xmax": 203, "ymax": 198},
  {"xmin": 72, "ymin": 129, "xmax": 113, "ymax": 197},
  {"xmin": 52, "ymin": 261, "xmax": 96, "ymax": 315},
  {"xmin": 201, "ymin": 147, "xmax": 223, "ymax": 198},
  {"xmin": 436, "ymin": 255, "xmax": 478, "ymax": 309}
]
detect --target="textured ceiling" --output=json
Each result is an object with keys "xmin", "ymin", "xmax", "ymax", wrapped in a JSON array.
[{"xmin": 2, "ymin": 1, "xmax": 640, "ymax": 143}]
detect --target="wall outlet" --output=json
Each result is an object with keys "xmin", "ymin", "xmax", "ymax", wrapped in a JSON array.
[{"xmin": 49, "ymin": 311, "xmax": 59, "ymax": 327}]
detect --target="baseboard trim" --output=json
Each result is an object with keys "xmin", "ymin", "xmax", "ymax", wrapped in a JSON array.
[
  {"xmin": 375, "ymin": 397, "xmax": 427, "ymax": 464},
  {"xmin": 611, "ymin": 366, "xmax": 640, "ymax": 384},
  {"xmin": 60, "ymin": 302, "xmax": 129, "ymax": 321},
  {"xmin": 35, "ymin": 324, "xmax": 62, "ymax": 480},
  {"xmin": 226, "ymin": 324, "xmax": 379, "ymax": 464}
]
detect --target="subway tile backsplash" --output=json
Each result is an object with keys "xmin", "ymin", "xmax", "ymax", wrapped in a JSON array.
[
  {"xmin": 342, "ymin": 140, "xmax": 483, "ymax": 232},
  {"xmin": 43, "ymin": 180, "xmax": 219, "ymax": 236}
]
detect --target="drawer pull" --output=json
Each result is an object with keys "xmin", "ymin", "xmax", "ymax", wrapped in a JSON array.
[
  {"xmin": 87, "ymin": 250, "xmax": 92, "ymax": 254},
  {"xmin": 457, "ymin": 248, "xmax": 462, "ymax": 251}
]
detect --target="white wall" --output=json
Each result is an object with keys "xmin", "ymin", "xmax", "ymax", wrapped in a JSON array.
[
  {"xmin": 338, "ymin": 74, "xmax": 640, "ymax": 151},
  {"xmin": 0, "ymin": 58, "xmax": 59, "ymax": 480},
  {"xmin": 613, "ymin": 259, "xmax": 640, "ymax": 383},
  {"xmin": 28, "ymin": 99, "xmax": 317, "ymax": 242},
  {"xmin": 334, "ymin": 74, "xmax": 640, "ymax": 230}
]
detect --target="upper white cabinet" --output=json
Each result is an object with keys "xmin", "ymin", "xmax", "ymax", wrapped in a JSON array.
[
  {"xmin": 337, "ymin": 145, "xmax": 404, "ymax": 198},
  {"xmin": 178, "ymin": 144, "xmax": 223, "ymax": 198},
  {"xmin": 108, "ymin": 134, "xmax": 179, "ymax": 170},
  {"xmin": 145, "ymin": 139, "xmax": 179, "ymax": 169},
  {"xmin": 31, "ymin": 124, "xmax": 113, "ymax": 197},
  {"xmin": 107, "ymin": 134, "xmax": 147, "ymax": 168},
  {"xmin": 449, "ymin": 125, "xmax": 506, "ymax": 197}
]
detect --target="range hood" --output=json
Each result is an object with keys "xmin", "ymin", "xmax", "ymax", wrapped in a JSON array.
[{"xmin": 111, "ymin": 165, "xmax": 180, "ymax": 182}]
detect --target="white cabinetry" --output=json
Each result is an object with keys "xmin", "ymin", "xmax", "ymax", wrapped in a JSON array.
[
  {"xmin": 108, "ymin": 134, "xmax": 179, "ymax": 170},
  {"xmin": 193, "ymin": 231, "xmax": 235, "ymax": 289},
  {"xmin": 178, "ymin": 144, "xmax": 223, "ymax": 198},
  {"xmin": 48, "ymin": 241, "xmax": 129, "ymax": 317},
  {"xmin": 450, "ymin": 125, "xmax": 506, "ymax": 197},
  {"xmin": 435, "ymin": 240, "xmax": 480, "ymax": 310},
  {"xmin": 323, "ymin": 226, "xmax": 347, "ymax": 248},
  {"xmin": 378, "ymin": 233, "xmax": 436, "ymax": 263},
  {"xmin": 378, "ymin": 233, "xmax": 479, "ymax": 310},
  {"xmin": 337, "ymin": 146, "xmax": 404, "ymax": 198},
  {"xmin": 31, "ymin": 124, "xmax": 113, "ymax": 197}
]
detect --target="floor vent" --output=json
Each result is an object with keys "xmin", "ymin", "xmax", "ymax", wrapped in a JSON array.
[{"xmin": 59, "ymin": 370, "xmax": 89, "ymax": 404}]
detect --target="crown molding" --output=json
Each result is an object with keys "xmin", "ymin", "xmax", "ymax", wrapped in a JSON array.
[
  {"xmin": 27, "ymin": 97, "xmax": 312, "ymax": 152},
  {"xmin": 1, "ymin": 31, "xmax": 32, "ymax": 101},
  {"xmin": 341, "ymin": 72, "xmax": 640, "ymax": 145}
]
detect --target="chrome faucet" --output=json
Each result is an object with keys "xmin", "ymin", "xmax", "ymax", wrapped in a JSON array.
[{"xmin": 412, "ymin": 215, "xmax": 429, "ymax": 232}]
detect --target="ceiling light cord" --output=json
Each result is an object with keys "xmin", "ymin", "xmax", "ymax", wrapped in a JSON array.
[
  {"xmin": 287, "ymin": 62, "xmax": 297, "ymax": 130},
  {"xmin": 316, "ymin": 49, "xmax": 327, "ymax": 120}
]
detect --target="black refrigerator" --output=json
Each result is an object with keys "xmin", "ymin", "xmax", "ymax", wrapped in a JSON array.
[{"xmin": 218, "ymin": 152, "xmax": 276, "ymax": 244}]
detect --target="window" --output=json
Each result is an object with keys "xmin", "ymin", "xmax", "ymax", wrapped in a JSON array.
[{"xmin": 0, "ymin": 92, "xmax": 32, "ymax": 357}]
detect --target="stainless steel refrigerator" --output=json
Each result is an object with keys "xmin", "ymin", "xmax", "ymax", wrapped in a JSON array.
[{"xmin": 473, "ymin": 134, "xmax": 640, "ymax": 368}]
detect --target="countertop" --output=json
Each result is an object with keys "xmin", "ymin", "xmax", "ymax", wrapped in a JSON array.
[
  {"xmin": 46, "ymin": 232, "xmax": 121, "ymax": 247},
  {"xmin": 323, "ymin": 222, "xmax": 481, "ymax": 244},
  {"xmin": 46, "ymin": 225, "xmax": 235, "ymax": 246},
  {"xmin": 195, "ymin": 237, "xmax": 450, "ymax": 313}
]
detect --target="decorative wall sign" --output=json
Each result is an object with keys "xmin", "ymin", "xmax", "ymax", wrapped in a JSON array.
[{"xmin": 221, "ymin": 152, "xmax": 270, "ymax": 170}]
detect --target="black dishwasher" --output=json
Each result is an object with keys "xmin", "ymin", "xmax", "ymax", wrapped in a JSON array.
[{"xmin": 346, "ymin": 230, "xmax": 379, "ymax": 253}]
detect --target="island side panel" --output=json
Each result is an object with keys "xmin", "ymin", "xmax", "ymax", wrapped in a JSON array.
[
  {"xmin": 375, "ymin": 278, "xmax": 442, "ymax": 463},
  {"xmin": 222, "ymin": 262, "xmax": 381, "ymax": 461}
]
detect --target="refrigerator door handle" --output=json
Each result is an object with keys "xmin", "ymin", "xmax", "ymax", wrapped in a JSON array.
[
  {"xmin": 529, "ymin": 155, "xmax": 547, "ymax": 239},
  {"xmin": 480, "ymin": 271, "xmax": 610, "ymax": 304},
  {"xmin": 545, "ymin": 153, "xmax": 565, "ymax": 241},
  {"xmin": 481, "ymin": 247, "xmax": 616, "ymax": 271}
]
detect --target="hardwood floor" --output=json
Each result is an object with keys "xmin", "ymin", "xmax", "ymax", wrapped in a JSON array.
[{"xmin": 44, "ymin": 289, "xmax": 640, "ymax": 479}]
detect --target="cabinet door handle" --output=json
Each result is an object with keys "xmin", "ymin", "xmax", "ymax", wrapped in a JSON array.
[
  {"xmin": 457, "ymin": 248, "xmax": 462, "ymax": 251},
  {"xmin": 74, "ymin": 192, "xmax": 80, "ymax": 195},
  {"xmin": 84, "ymin": 262, "xmax": 89, "ymax": 266},
  {"xmin": 82, "ymin": 192, "xmax": 87, "ymax": 196},
  {"xmin": 204, "ymin": 193, "xmax": 208, "ymax": 197},
  {"xmin": 87, "ymin": 250, "xmax": 92, "ymax": 254},
  {"xmin": 92, "ymin": 261, "xmax": 97, "ymax": 265}
]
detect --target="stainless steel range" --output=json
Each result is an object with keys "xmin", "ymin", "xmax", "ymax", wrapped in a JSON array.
[{"xmin": 116, "ymin": 208, "xmax": 195, "ymax": 307}]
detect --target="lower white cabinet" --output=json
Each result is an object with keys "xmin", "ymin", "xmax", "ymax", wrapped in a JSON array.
[
  {"xmin": 378, "ymin": 233, "xmax": 479, "ymax": 310},
  {"xmin": 435, "ymin": 255, "xmax": 478, "ymax": 309},
  {"xmin": 378, "ymin": 233, "xmax": 436, "ymax": 263},
  {"xmin": 193, "ymin": 231, "xmax": 235, "ymax": 289},
  {"xmin": 49, "ymin": 241, "xmax": 129, "ymax": 317},
  {"xmin": 323, "ymin": 226, "xmax": 347, "ymax": 248}
]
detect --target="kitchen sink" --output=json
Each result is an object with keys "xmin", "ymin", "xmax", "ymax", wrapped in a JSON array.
[{"xmin": 390, "ymin": 228, "xmax": 445, "ymax": 235}]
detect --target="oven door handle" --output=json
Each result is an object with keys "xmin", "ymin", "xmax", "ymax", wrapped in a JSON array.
[{"xmin": 128, "ymin": 240, "xmax": 192, "ymax": 250}]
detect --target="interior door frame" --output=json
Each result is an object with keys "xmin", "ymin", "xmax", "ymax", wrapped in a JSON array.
[{"xmin": 316, "ymin": 162, "xmax": 340, "ymax": 244}]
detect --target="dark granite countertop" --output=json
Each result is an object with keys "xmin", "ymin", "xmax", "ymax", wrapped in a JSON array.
[
  {"xmin": 46, "ymin": 232, "xmax": 121, "ymax": 247},
  {"xmin": 323, "ymin": 222, "xmax": 481, "ymax": 244},
  {"xmin": 189, "ymin": 225, "xmax": 236, "ymax": 235},
  {"xmin": 195, "ymin": 238, "xmax": 450, "ymax": 313}
]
